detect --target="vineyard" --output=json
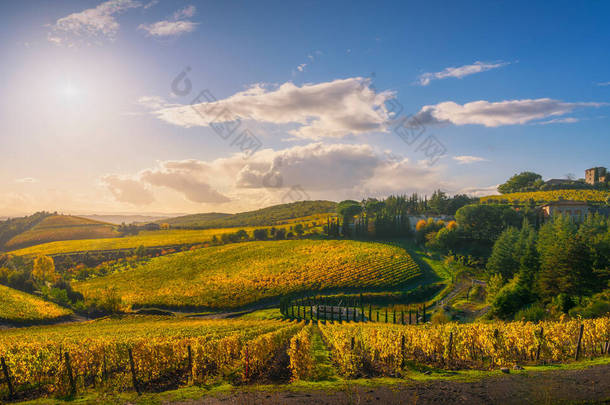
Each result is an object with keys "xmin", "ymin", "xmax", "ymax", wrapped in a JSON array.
[
  {"xmin": 73, "ymin": 240, "xmax": 422, "ymax": 310},
  {"xmin": 4, "ymin": 215, "xmax": 118, "ymax": 250},
  {"xmin": 8, "ymin": 218, "xmax": 328, "ymax": 257},
  {"xmin": 480, "ymin": 189, "xmax": 610, "ymax": 204},
  {"xmin": 0, "ymin": 316, "xmax": 608, "ymax": 402},
  {"xmin": 0, "ymin": 285, "xmax": 72, "ymax": 324}
]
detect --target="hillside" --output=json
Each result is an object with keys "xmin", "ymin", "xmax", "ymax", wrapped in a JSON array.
[
  {"xmin": 0, "ymin": 211, "xmax": 52, "ymax": 250},
  {"xmin": 481, "ymin": 189, "xmax": 610, "ymax": 204},
  {"xmin": 0, "ymin": 284, "xmax": 72, "ymax": 324},
  {"xmin": 4, "ymin": 214, "xmax": 119, "ymax": 250},
  {"xmin": 162, "ymin": 200, "xmax": 337, "ymax": 228},
  {"xmin": 74, "ymin": 239, "xmax": 422, "ymax": 310}
]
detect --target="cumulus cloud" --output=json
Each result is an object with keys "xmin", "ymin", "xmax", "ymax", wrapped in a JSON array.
[
  {"xmin": 47, "ymin": 0, "xmax": 141, "ymax": 46},
  {"xmin": 412, "ymin": 98, "xmax": 605, "ymax": 127},
  {"xmin": 101, "ymin": 174, "xmax": 155, "ymax": 205},
  {"xmin": 139, "ymin": 160, "xmax": 231, "ymax": 203},
  {"xmin": 139, "ymin": 5, "xmax": 198, "ymax": 37},
  {"xmin": 453, "ymin": 155, "xmax": 489, "ymax": 164},
  {"xmin": 102, "ymin": 143, "xmax": 443, "ymax": 207},
  {"xmin": 155, "ymin": 77, "xmax": 394, "ymax": 139},
  {"xmin": 418, "ymin": 61, "xmax": 510, "ymax": 86}
]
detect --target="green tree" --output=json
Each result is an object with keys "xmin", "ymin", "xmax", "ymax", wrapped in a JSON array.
[
  {"xmin": 294, "ymin": 224, "xmax": 304, "ymax": 237},
  {"xmin": 486, "ymin": 227, "xmax": 520, "ymax": 280},
  {"xmin": 336, "ymin": 200, "xmax": 362, "ymax": 237},
  {"xmin": 498, "ymin": 171, "xmax": 543, "ymax": 194}
]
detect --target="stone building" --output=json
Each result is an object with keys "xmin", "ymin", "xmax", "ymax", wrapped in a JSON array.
[
  {"xmin": 541, "ymin": 200, "xmax": 590, "ymax": 222},
  {"xmin": 585, "ymin": 167, "xmax": 608, "ymax": 185}
]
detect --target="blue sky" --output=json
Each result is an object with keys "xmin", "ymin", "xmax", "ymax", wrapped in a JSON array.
[{"xmin": 0, "ymin": 0, "xmax": 608, "ymax": 215}]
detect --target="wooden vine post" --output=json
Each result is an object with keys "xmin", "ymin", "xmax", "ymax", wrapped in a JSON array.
[
  {"xmin": 128, "ymin": 348, "xmax": 140, "ymax": 395},
  {"xmin": 187, "ymin": 345, "xmax": 193, "ymax": 383},
  {"xmin": 575, "ymin": 324, "xmax": 584, "ymax": 360},
  {"xmin": 65, "ymin": 352, "xmax": 76, "ymax": 396},
  {"xmin": 536, "ymin": 326, "xmax": 544, "ymax": 362},
  {"xmin": 368, "ymin": 305, "xmax": 372, "ymax": 322},
  {"xmin": 1, "ymin": 357, "xmax": 14, "ymax": 400}
]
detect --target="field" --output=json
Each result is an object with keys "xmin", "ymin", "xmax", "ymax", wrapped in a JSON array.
[
  {"xmin": 4, "ymin": 215, "xmax": 119, "ymax": 250},
  {"xmin": 0, "ymin": 284, "xmax": 72, "ymax": 324},
  {"xmin": 0, "ymin": 315, "xmax": 608, "ymax": 402},
  {"xmin": 9, "ymin": 217, "xmax": 327, "ymax": 256},
  {"xmin": 73, "ymin": 240, "xmax": 422, "ymax": 310},
  {"xmin": 480, "ymin": 189, "xmax": 610, "ymax": 204}
]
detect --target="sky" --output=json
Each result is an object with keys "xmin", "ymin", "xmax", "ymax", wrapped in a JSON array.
[{"xmin": 0, "ymin": 0, "xmax": 609, "ymax": 216}]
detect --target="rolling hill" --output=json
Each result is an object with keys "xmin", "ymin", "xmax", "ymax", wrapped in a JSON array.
[
  {"xmin": 0, "ymin": 284, "xmax": 72, "ymax": 324},
  {"xmin": 4, "ymin": 214, "xmax": 119, "ymax": 250},
  {"xmin": 161, "ymin": 200, "xmax": 337, "ymax": 228},
  {"xmin": 74, "ymin": 239, "xmax": 422, "ymax": 310}
]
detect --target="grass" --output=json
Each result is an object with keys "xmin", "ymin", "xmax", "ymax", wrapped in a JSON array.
[
  {"xmin": 73, "ymin": 239, "xmax": 422, "ymax": 310},
  {"xmin": 0, "ymin": 284, "xmax": 72, "ymax": 323},
  {"xmin": 5, "ymin": 215, "xmax": 118, "ymax": 250}
]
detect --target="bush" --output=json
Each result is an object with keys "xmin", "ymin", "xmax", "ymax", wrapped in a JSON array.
[
  {"xmin": 253, "ymin": 229, "xmax": 268, "ymax": 240},
  {"xmin": 514, "ymin": 303, "xmax": 548, "ymax": 322},
  {"xmin": 489, "ymin": 281, "xmax": 534, "ymax": 320}
]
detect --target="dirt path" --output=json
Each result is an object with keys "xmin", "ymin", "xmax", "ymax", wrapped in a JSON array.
[{"xmin": 168, "ymin": 364, "xmax": 610, "ymax": 405}]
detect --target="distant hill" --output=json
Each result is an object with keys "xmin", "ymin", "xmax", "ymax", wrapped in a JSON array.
[
  {"xmin": 80, "ymin": 214, "xmax": 180, "ymax": 225},
  {"xmin": 0, "ymin": 212, "xmax": 52, "ymax": 251},
  {"xmin": 480, "ymin": 189, "xmax": 610, "ymax": 205},
  {"xmin": 161, "ymin": 200, "xmax": 337, "ymax": 228},
  {"xmin": 4, "ymin": 214, "xmax": 119, "ymax": 251}
]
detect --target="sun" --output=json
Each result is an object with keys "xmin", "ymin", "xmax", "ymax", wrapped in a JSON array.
[{"xmin": 60, "ymin": 83, "xmax": 80, "ymax": 99}]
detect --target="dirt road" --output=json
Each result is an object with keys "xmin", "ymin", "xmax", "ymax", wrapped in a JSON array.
[{"xmin": 168, "ymin": 364, "xmax": 610, "ymax": 405}]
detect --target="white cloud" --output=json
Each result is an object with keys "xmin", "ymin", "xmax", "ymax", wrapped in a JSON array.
[
  {"xmin": 139, "ymin": 20, "xmax": 198, "ymax": 37},
  {"xmin": 296, "ymin": 63, "xmax": 307, "ymax": 72},
  {"xmin": 139, "ymin": 5, "xmax": 198, "ymax": 37},
  {"xmin": 15, "ymin": 177, "xmax": 39, "ymax": 183},
  {"xmin": 453, "ymin": 155, "xmax": 489, "ymax": 164},
  {"xmin": 458, "ymin": 185, "xmax": 500, "ymax": 197},
  {"xmin": 47, "ymin": 0, "xmax": 141, "ymax": 46},
  {"xmin": 418, "ymin": 61, "xmax": 510, "ymax": 86},
  {"xmin": 136, "ymin": 95, "xmax": 169, "ymax": 109},
  {"xmin": 101, "ymin": 174, "xmax": 155, "ymax": 205},
  {"xmin": 173, "ymin": 5, "xmax": 196, "ymax": 19},
  {"xmin": 139, "ymin": 160, "xmax": 231, "ymax": 203},
  {"xmin": 597, "ymin": 82, "xmax": 610, "ymax": 87},
  {"xmin": 102, "ymin": 143, "xmax": 443, "ymax": 207},
  {"xmin": 154, "ymin": 77, "xmax": 394, "ymax": 139},
  {"xmin": 413, "ymin": 98, "xmax": 605, "ymax": 127},
  {"xmin": 536, "ymin": 117, "xmax": 579, "ymax": 125}
]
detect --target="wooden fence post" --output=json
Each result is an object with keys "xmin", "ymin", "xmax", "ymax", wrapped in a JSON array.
[
  {"xmin": 416, "ymin": 308, "xmax": 419, "ymax": 325},
  {"xmin": 447, "ymin": 332, "xmax": 453, "ymax": 362},
  {"xmin": 368, "ymin": 306, "xmax": 372, "ymax": 322},
  {"xmin": 376, "ymin": 310, "xmax": 379, "ymax": 322},
  {"xmin": 187, "ymin": 345, "xmax": 193, "ymax": 383},
  {"xmin": 575, "ymin": 324, "xmax": 584, "ymax": 360},
  {"xmin": 385, "ymin": 308, "xmax": 388, "ymax": 323},
  {"xmin": 128, "ymin": 348, "xmax": 140, "ymax": 395},
  {"xmin": 393, "ymin": 311, "xmax": 396, "ymax": 324},
  {"xmin": 1, "ymin": 357, "xmax": 14, "ymax": 400},
  {"xmin": 401, "ymin": 335, "xmax": 405, "ymax": 368},
  {"xmin": 65, "ymin": 352, "xmax": 76, "ymax": 396},
  {"xmin": 244, "ymin": 344, "xmax": 250, "ymax": 381},
  {"xmin": 409, "ymin": 309, "xmax": 412, "ymax": 325},
  {"xmin": 536, "ymin": 326, "xmax": 544, "ymax": 362}
]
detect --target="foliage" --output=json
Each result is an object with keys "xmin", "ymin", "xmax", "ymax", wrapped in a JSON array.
[
  {"xmin": 32, "ymin": 255, "xmax": 59, "ymax": 284},
  {"xmin": 0, "ymin": 211, "xmax": 52, "ymax": 250},
  {"xmin": 74, "ymin": 240, "xmax": 422, "ymax": 310},
  {"xmin": 498, "ymin": 171, "xmax": 543, "ymax": 194}
]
